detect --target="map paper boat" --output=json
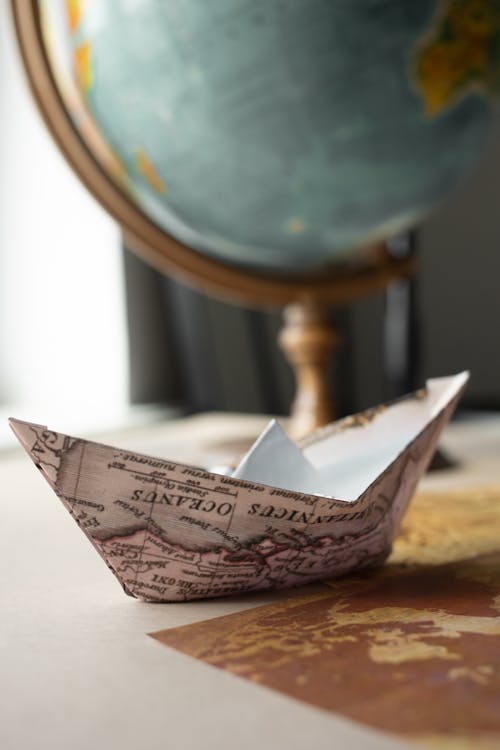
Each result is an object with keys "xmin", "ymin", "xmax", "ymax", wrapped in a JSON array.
[{"xmin": 10, "ymin": 372, "xmax": 467, "ymax": 602}]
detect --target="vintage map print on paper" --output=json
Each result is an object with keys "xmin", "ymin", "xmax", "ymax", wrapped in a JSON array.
[
  {"xmin": 11, "ymin": 374, "xmax": 466, "ymax": 602},
  {"xmin": 152, "ymin": 487, "xmax": 500, "ymax": 749}
]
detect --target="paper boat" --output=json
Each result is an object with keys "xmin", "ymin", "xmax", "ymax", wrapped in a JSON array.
[{"xmin": 10, "ymin": 372, "xmax": 468, "ymax": 602}]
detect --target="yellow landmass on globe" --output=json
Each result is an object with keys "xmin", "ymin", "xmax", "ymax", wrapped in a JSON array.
[
  {"xmin": 135, "ymin": 147, "xmax": 167, "ymax": 194},
  {"xmin": 415, "ymin": 0, "xmax": 500, "ymax": 116},
  {"xmin": 74, "ymin": 40, "xmax": 93, "ymax": 94},
  {"xmin": 65, "ymin": 0, "xmax": 84, "ymax": 32}
]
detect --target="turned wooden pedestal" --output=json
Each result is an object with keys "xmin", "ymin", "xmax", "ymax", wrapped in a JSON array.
[{"xmin": 279, "ymin": 302, "xmax": 341, "ymax": 439}]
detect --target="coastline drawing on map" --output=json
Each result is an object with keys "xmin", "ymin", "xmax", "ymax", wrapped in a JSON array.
[{"xmin": 10, "ymin": 373, "xmax": 467, "ymax": 602}]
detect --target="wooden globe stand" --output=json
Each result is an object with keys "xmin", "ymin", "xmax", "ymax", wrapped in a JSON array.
[
  {"xmin": 279, "ymin": 301, "xmax": 341, "ymax": 438},
  {"xmin": 274, "ymin": 249, "xmax": 414, "ymax": 437},
  {"xmin": 12, "ymin": 0, "xmax": 415, "ymax": 438}
]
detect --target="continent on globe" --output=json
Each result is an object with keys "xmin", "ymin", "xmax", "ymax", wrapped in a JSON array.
[{"xmin": 415, "ymin": 0, "xmax": 500, "ymax": 116}]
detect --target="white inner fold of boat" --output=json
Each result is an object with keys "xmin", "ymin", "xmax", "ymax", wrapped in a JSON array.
[{"xmin": 232, "ymin": 372, "xmax": 468, "ymax": 501}]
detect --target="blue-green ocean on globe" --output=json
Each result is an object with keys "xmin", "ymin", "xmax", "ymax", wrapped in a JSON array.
[{"xmin": 42, "ymin": 0, "xmax": 500, "ymax": 270}]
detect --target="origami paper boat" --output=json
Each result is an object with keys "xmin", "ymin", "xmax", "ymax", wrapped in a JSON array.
[{"xmin": 10, "ymin": 372, "xmax": 467, "ymax": 602}]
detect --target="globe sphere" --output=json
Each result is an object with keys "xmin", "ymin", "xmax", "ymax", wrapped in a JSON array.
[{"xmin": 41, "ymin": 0, "xmax": 500, "ymax": 270}]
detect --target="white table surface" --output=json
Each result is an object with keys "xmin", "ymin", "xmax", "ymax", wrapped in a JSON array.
[{"xmin": 2, "ymin": 412, "xmax": 499, "ymax": 750}]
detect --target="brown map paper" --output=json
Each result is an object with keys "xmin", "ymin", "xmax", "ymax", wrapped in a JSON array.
[{"xmin": 151, "ymin": 487, "xmax": 500, "ymax": 749}]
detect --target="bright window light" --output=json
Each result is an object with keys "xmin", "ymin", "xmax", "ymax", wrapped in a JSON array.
[{"xmin": 0, "ymin": 5, "xmax": 129, "ymax": 446}]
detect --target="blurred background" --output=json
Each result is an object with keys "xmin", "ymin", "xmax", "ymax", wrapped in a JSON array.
[{"xmin": 2, "ymin": 3, "xmax": 500, "ymax": 449}]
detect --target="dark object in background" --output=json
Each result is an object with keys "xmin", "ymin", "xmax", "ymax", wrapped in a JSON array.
[{"xmin": 123, "ymin": 235, "xmax": 417, "ymax": 419}]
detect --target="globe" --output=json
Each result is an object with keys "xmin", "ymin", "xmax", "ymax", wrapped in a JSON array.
[{"xmin": 39, "ymin": 0, "xmax": 500, "ymax": 271}]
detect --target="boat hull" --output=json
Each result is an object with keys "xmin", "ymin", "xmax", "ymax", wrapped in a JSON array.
[{"xmin": 10, "ymin": 376, "xmax": 465, "ymax": 602}]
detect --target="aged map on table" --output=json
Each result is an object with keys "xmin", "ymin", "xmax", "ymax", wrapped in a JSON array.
[{"xmin": 152, "ymin": 486, "xmax": 500, "ymax": 749}]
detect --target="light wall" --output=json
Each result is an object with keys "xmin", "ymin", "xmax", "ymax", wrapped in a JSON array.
[{"xmin": 0, "ymin": 5, "xmax": 129, "ymax": 443}]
